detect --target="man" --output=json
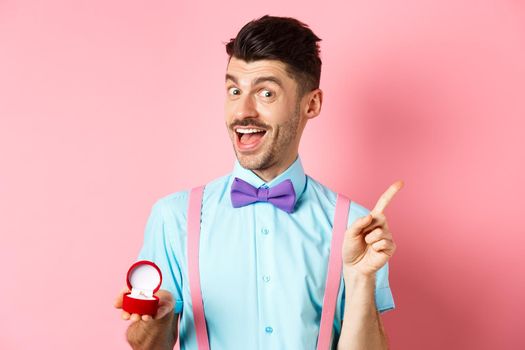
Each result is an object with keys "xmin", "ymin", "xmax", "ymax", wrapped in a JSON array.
[{"xmin": 114, "ymin": 15, "xmax": 402, "ymax": 350}]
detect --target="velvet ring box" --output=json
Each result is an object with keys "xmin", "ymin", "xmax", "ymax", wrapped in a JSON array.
[{"xmin": 122, "ymin": 260, "xmax": 163, "ymax": 316}]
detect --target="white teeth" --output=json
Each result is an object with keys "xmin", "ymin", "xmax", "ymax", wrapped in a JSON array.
[{"xmin": 236, "ymin": 128, "xmax": 265, "ymax": 134}]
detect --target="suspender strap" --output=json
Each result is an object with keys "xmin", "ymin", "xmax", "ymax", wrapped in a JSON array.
[
  {"xmin": 187, "ymin": 185, "xmax": 210, "ymax": 350},
  {"xmin": 317, "ymin": 193, "xmax": 351, "ymax": 350}
]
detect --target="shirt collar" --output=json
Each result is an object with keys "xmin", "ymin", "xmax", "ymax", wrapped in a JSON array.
[{"xmin": 229, "ymin": 154, "xmax": 307, "ymax": 208}]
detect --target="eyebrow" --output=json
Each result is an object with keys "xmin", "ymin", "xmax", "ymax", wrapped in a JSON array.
[{"xmin": 225, "ymin": 74, "xmax": 283, "ymax": 88}]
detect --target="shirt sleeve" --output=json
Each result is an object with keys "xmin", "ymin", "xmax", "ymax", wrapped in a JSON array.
[
  {"xmin": 339, "ymin": 201, "xmax": 396, "ymax": 320},
  {"xmin": 137, "ymin": 197, "xmax": 185, "ymax": 314}
]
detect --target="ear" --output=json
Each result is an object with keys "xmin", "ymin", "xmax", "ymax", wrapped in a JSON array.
[{"xmin": 303, "ymin": 88, "xmax": 323, "ymax": 120}]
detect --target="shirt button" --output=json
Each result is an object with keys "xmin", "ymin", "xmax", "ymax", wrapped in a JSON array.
[
  {"xmin": 265, "ymin": 326, "xmax": 273, "ymax": 334},
  {"xmin": 261, "ymin": 228, "xmax": 269, "ymax": 235},
  {"xmin": 263, "ymin": 275, "xmax": 271, "ymax": 282}
]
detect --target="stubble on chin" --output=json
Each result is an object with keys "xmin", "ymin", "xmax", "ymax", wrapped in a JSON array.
[{"xmin": 235, "ymin": 134, "xmax": 276, "ymax": 171}]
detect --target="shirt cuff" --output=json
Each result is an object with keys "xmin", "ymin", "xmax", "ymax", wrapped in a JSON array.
[
  {"xmin": 376, "ymin": 286, "xmax": 395, "ymax": 313},
  {"xmin": 174, "ymin": 299, "xmax": 184, "ymax": 314}
]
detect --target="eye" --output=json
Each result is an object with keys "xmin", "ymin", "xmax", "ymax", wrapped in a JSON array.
[
  {"xmin": 228, "ymin": 87, "xmax": 241, "ymax": 96},
  {"xmin": 259, "ymin": 89, "xmax": 273, "ymax": 98}
]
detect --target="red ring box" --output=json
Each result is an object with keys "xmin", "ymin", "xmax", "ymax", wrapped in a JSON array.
[{"xmin": 122, "ymin": 260, "xmax": 162, "ymax": 316}]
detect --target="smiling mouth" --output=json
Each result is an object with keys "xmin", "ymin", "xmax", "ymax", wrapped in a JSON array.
[
  {"xmin": 234, "ymin": 128, "xmax": 267, "ymax": 151},
  {"xmin": 235, "ymin": 129, "xmax": 267, "ymax": 144}
]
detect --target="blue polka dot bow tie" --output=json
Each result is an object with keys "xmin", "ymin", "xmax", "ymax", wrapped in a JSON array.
[{"xmin": 230, "ymin": 177, "xmax": 296, "ymax": 213}]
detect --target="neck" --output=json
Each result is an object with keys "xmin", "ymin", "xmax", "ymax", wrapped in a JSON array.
[{"xmin": 252, "ymin": 152, "xmax": 298, "ymax": 183}]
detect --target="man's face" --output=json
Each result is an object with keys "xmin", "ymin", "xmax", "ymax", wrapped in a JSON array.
[{"xmin": 224, "ymin": 57, "xmax": 304, "ymax": 172}]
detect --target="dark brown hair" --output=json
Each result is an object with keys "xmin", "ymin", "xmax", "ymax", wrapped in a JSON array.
[{"xmin": 225, "ymin": 15, "xmax": 322, "ymax": 97}]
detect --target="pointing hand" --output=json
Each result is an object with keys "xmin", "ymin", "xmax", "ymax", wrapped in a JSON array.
[{"xmin": 341, "ymin": 180, "xmax": 403, "ymax": 276}]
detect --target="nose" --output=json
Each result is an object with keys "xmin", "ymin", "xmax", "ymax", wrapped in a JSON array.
[{"xmin": 233, "ymin": 94, "xmax": 258, "ymax": 119}]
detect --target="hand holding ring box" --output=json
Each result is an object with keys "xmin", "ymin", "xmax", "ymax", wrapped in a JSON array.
[{"xmin": 122, "ymin": 260, "xmax": 162, "ymax": 316}]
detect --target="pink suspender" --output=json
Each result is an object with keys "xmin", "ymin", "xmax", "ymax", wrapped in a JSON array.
[
  {"xmin": 317, "ymin": 193, "xmax": 350, "ymax": 349},
  {"xmin": 187, "ymin": 185, "xmax": 350, "ymax": 350},
  {"xmin": 187, "ymin": 186, "xmax": 210, "ymax": 350}
]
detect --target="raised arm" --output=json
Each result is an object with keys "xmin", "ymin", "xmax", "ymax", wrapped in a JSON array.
[
  {"xmin": 337, "ymin": 180, "xmax": 403, "ymax": 349},
  {"xmin": 337, "ymin": 269, "xmax": 388, "ymax": 349}
]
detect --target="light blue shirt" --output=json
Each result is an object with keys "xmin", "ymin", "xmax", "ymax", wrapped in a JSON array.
[{"xmin": 138, "ymin": 155, "xmax": 395, "ymax": 349}]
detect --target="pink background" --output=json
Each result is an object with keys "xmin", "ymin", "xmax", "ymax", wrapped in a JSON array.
[{"xmin": 1, "ymin": 0, "xmax": 524, "ymax": 349}]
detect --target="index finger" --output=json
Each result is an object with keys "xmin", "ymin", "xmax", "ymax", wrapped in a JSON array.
[{"xmin": 372, "ymin": 180, "xmax": 404, "ymax": 214}]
